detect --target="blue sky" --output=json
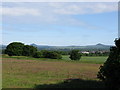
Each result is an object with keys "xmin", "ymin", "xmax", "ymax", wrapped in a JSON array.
[{"xmin": 1, "ymin": 2, "xmax": 118, "ymax": 46}]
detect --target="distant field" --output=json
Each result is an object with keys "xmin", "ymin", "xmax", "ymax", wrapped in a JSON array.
[
  {"xmin": 2, "ymin": 54, "xmax": 108, "ymax": 64},
  {"xmin": 62, "ymin": 55, "xmax": 107, "ymax": 64},
  {"xmin": 2, "ymin": 55, "xmax": 107, "ymax": 88}
]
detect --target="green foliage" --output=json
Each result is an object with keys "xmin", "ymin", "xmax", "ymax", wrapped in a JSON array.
[
  {"xmin": 41, "ymin": 50, "xmax": 62, "ymax": 59},
  {"xmin": 69, "ymin": 50, "xmax": 81, "ymax": 60},
  {"xmin": 81, "ymin": 51, "xmax": 109, "ymax": 56},
  {"xmin": 115, "ymin": 38, "xmax": 120, "ymax": 47},
  {"xmin": 49, "ymin": 51, "xmax": 62, "ymax": 59},
  {"xmin": 41, "ymin": 50, "xmax": 51, "ymax": 58},
  {"xmin": 4, "ymin": 42, "xmax": 62, "ymax": 59},
  {"xmin": 33, "ymin": 51, "xmax": 42, "ymax": 58},
  {"xmin": 23, "ymin": 45, "xmax": 37, "ymax": 56},
  {"xmin": 97, "ymin": 38, "xmax": 120, "ymax": 89},
  {"xmin": 57, "ymin": 51, "xmax": 70, "ymax": 55},
  {"xmin": 5, "ymin": 42, "xmax": 24, "ymax": 56},
  {"xmin": 5, "ymin": 42, "xmax": 37, "ymax": 57}
]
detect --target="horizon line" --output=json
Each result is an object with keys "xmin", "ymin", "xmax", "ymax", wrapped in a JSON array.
[{"xmin": 1, "ymin": 43, "xmax": 115, "ymax": 46}]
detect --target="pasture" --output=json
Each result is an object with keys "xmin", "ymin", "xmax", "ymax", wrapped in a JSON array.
[{"xmin": 2, "ymin": 55, "xmax": 107, "ymax": 88}]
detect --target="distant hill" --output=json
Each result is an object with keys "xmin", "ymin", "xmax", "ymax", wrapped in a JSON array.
[
  {"xmin": 0, "ymin": 45, "xmax": 7, "ymax": 49},
  {"xmin": 30, "ymin": 43, "xmax": 56, "ymax": 50},
  {"xmin": 83, "ymin": 43, "xmax": 112, "ymax": 50},
  {"xmin": 30, "ymin": 43, "xmax": 113, "ymax": 51},
  {"xmin": 0, "ymin": 43, "xmax": 113, "ymax": 51}
]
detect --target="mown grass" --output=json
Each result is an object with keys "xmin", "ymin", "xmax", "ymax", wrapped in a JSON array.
[{"xmin": 2, "ymin": 55, "xmax": 107, "ymax": 88}]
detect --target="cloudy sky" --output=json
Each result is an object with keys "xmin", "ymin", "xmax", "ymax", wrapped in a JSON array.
[{"xmin": 1, "ymin": 2, "xmax": 118, "ymax": 46}]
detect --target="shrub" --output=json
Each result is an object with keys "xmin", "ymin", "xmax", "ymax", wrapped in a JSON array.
[
  {"xmin": 97, "ymin": 38, "xmax": 120, "ymax": 89},
  {"xmin": 49, "ymin": 51, "xmax": 62, "ymax": 59},
  {"xmin": 69, "ymin": 50, "xmax": 81, "ymax": 60},
  {"xmin": 33, "ymin": 51, "xmax": 42, "ymax": 58},
  {"xmin": 41, "ymin": 50, "xmax": 51, "ymax": 58},
  {"xmin": 41, "ymin": 50, "xmax": 62, "ymax": 59},
  {"xmin": 22, "ymin": 45, "xmax": 37, "ymax": 56}
]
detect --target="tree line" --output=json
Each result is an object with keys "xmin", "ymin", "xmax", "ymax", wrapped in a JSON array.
[{"xmin": 4, "ymin": 42, "xmax": 81, "ymax": 60}]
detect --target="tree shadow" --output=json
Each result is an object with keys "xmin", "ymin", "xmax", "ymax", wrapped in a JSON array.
[{"xmin": 34, "ymin": 78, "xmax": 105, "ymax": 89}]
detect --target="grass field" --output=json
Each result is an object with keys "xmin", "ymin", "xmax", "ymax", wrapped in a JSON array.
[
  {"xmin": 63, "ymin": 55, "xmax": 107, "ymax": 64},
  {"xmin": 2, "ymin": 55, "xmax": 107, "ymax": 88},
  {"xmin": 2, "ymin": 54, "xmax": 108, "ymax": 64}
]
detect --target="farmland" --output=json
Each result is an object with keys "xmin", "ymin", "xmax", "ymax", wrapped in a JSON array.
[{"xmin": 2, "ymin": 55, "xmax": 107, "ymax": 88}]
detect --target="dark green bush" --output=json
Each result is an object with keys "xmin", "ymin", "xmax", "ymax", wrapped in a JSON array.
[
  {"xmin": 97, "ymin": 38, "xmax": 120, "ymax": 89},
  {"xmin": 41, "ymin": 50, "xmax": 50, "ymax": 58},
  {"xmin": 69, "ymin": 50, "xmax": 81, "ymax": 60},
  {"xmin": 41, "ymin": 50, "xmax": 62, "ymax": 59},
  {"xmin": 33, "ymin": 51, "xmax": 42, "ymax": 58},
  {"xmin": 22, "ymin": 45, "xmax": 37, "ymax": 56},
  {"xmin": 49, "ymin": 51, "xmax": 62, "ymax": 59}
]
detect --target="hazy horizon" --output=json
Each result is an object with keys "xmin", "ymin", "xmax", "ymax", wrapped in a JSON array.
[{"xmin": 1, "ymin": 42, "xmax": 115, "ymax": 46}]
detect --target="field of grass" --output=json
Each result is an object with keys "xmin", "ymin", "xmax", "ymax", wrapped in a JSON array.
[
  {"xmin": 2, "ymin": 54, "xmax": 108, "ymax": 64},
  {"xmin": 2, "ymin": 55, "xmax": 107, "ymax": 88},
  {"xmin": 62, "ymin": 55, "xmax": 107, "ymax": 64}
]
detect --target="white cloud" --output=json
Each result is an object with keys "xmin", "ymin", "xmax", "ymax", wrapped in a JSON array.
[
  {"xmin": 1, "ymin": 2, "xmax": 117, "ymax": 16},
  {"xmin": 50, "ymin": 3, "xmax": 118, "ymax": 15},
  {"xmin": 1, "ymin": 2, "xmax": 118, "ymax": 30},
  {"xmin": 1, "ymin": 0, "xmax": 119, "ymax": 2},
  {"xmin": 1, "ymin": 7, "xmax": 41, "ymax": 16}
]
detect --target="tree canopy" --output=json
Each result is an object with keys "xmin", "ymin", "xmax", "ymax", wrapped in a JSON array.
[
  {"xmin": 5, "ymin": 42, "xmax": 62, "ymax": 59},
  {"xmin": 41, "ymin": 50, "xmax": 62, "ymax": 59},
  {"xmin": 97, "ymin": 38, "xmax": 120, "ymax": 89},
  {"xmin": 23, "ymin": 45, "xmax": 37, "ymax": 56},
  {"xmin": 5, "ymin": 42, "xmax": 24, "ymax": 56},
  {"xmin": 69, "ymin": 50, "xmax": 81, "ymax": 60}
]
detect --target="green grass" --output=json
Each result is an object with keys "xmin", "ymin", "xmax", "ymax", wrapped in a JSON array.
[
  {"xmin": 2, "ymin": 54, "xmax": 108, "ymax": 64},
  {"xmin": 2, "ymin": 55, "xmax": 107, "ymax": 88},
  {"xmin": 62, "ymin": 55, "xmax": 107, "ymax": 64}
]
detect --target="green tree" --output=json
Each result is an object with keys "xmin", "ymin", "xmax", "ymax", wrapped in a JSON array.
[
  {"xmin": 41, "ymin": 50, "xmax": 50, "ymax": 58},
  {"xmin": 49, "ymin": 51, "xmax": 62, "ymax": 59},
  {"xmin": 33, "ymin": 51, "xmax": 42, "ymax": 58},
  {"xmin": 97, "ymin": 38, "xmax": 120, "ymax": 89},
  {"xmin": 41, "ymin": 50, "xmax": 62, "ymax": 59},
  {"xmin": 5, "ymin": 42, "xmax": 24, "ymax": 56},
  {"xmin": 23, "ymin": 45, "xmax": 37, "ymax": 56},
  {"xmin": 69, "ymin": 50, "xmax": 81, "ymax": 60}
]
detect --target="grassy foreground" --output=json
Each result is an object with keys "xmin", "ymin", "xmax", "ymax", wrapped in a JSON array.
[{"xmin": 2, "ymin": 55, "xmax": 107, "ymax": 88}]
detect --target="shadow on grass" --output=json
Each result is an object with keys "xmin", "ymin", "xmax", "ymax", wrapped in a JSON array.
[{"xmin": 34, "ymin": 78, "xmax": 105, "ymax": 89}]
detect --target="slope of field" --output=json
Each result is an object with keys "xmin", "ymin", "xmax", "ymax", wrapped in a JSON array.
[{"xmin": 2, "ymin": 56, "xmax": 107, "ymax": 88}]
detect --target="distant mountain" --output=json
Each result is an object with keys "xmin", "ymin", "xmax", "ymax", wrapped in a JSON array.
[
  {"xmin": 30, "ymin": 43, "xmax": 55, "ymax": 50},
  {"xmin": 30, "ymin": 43, "xmax": 38, "ymax": 47},
  {"xmin": 84, "ymin": 43, "xmax": 112, "ymax": 50},
  {"xmin": 0, "ymin": 43, "xmax": 113, "ymax": 51},
  {"xmin": 30, "ymin": 43, "xmax": 113, "ymax": 51},
  {"xmin": 0, "ymin": 45, "xmax": 7, "ymax": 49}
]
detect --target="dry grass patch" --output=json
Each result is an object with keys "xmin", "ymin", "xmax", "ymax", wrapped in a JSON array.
[{"xmin": 3, "ymin": 58, "xmax": 101, "ymax": 88}]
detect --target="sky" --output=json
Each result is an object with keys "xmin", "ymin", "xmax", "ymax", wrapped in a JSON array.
[{"xmin": 1, "ymin": 2, "xmax": 118, "ymax": 46}]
